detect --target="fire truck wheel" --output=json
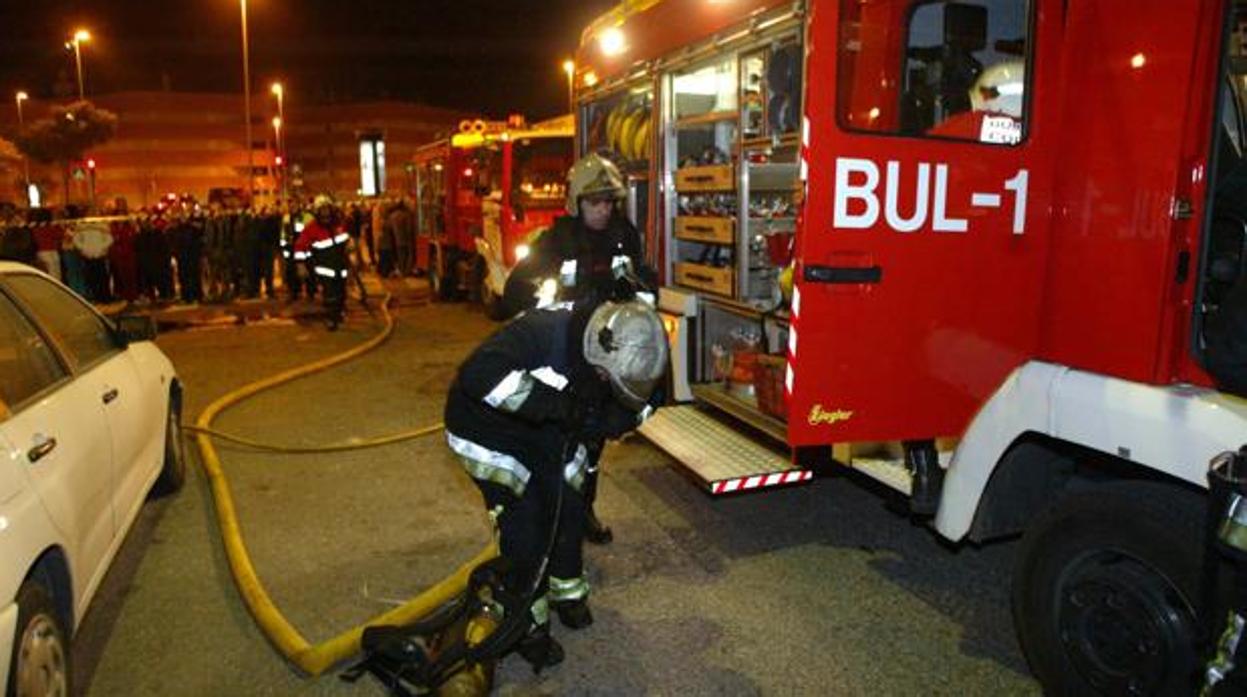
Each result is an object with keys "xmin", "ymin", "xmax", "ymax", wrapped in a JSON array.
[{"xmin": 1012, "ymin": 481, "xmax": 1203, "ymax": 696}]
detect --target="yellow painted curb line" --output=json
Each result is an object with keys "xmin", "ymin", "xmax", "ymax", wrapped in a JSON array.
[{"xmin": 192, "ymin": 295, "xmax": 497, "ymax": 676}]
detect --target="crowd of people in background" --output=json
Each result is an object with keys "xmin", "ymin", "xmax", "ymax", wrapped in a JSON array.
[{"xmin": 0, "ymin": 195, "xmax": 429, "ymax": 307}]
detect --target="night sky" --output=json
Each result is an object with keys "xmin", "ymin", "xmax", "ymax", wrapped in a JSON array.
[{"xmin": 0, "ymin": 0, "xmax": 616, "ymax": 119}]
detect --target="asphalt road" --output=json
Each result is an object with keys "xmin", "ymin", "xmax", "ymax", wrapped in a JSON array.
[{"xmin": 74, "ymin": 296, "xmax": 1040, "ymax": 696}]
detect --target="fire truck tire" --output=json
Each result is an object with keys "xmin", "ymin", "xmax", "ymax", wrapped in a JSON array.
[{"xmin": 1012, "ymin": 481, "xmax": 1203, "ymax": 696}]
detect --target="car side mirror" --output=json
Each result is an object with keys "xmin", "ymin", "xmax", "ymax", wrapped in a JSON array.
[{"xmin": 115, "ymin": 314, "xmax": 157, "ymax": 344}]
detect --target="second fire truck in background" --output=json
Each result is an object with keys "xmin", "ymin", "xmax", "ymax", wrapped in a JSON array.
[{"xmin": 410, "ymin": 116, "xmax": 574, "ymax": 314}]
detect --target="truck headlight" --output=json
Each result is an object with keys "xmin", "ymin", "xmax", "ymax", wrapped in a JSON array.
[{"xmin": 515, "ymin": 244, "xmax": 531, "ymax": 261}]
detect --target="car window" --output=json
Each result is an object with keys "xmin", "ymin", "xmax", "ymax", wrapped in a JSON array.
[
  {"xmin": 0, "ymin": 288, "xmax": 68, "ymax": 412},
  {"xmin": 4, "ymin": 274, "xmax": 119, "ymax": 372}
]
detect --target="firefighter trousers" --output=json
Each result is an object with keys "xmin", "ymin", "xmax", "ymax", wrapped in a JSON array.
[
  {"xmin": 473, "ymin": 470, "xmax": 587, "ymax": 620},
  {"xmin": 321, "ymin": 276, "xmax": 346, "ymax": 323}
]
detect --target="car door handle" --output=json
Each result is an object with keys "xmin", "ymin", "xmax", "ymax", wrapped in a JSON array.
[
  {"xmin": 28, "ymin": 437, "xmax": 57, "ymax": 463},
  {"xmin": 102, "ymin": 387, "xmax": 119, "ymax": 404}
]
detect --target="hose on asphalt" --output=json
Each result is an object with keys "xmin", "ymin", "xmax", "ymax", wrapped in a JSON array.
[
  {"xmin": 191, "ymin": 293, "xmax": 497, "ymax": 676},
  {"xmin": 182, "ymin": 422, "xmax": 445, "ymax": 453}
]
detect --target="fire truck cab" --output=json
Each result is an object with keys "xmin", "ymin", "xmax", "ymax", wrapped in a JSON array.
[
  {"xmin": 411, "ymin": 117, "xmax": 574, "ymax": 312},
  {"xmin": 576, "ymin": 0, "xmax": 1247, "ymax": 692}
]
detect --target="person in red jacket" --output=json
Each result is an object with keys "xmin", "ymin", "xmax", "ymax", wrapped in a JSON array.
[
  {"xmin": 108, "ymin": 206, "xmax": 140, "ymax": 303},
  {"xmin": 294, "ymin": 195, "xmax": 350, "ymax": 330}
]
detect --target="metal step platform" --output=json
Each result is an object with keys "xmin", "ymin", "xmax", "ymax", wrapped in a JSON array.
[{"xmin": 639, "ymin": 405, "xmax": 812, "ymax": 495}]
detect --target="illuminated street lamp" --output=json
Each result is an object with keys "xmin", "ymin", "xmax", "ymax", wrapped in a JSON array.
[
  {"xmin": 562, "ymin": 60, "xmax": 575, "ymax": 115},
  {"xmin": 66, "ymin": 29, "xmax": 91, "ymax": 100},
  {"xmin": 15, "ymin": 91, "xmax": 31, "ymax": 205}
]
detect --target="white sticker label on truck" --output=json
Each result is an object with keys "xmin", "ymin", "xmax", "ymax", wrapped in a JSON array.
[{"xmin": 833, "ymin": 158, "xmax": 1029, "ymax": 235}]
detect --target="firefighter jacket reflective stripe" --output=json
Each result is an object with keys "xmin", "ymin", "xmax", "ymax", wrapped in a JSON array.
[
  {"xmin": 447, "ymin": 432, "xmax": 532, "ymax": 496},
  {"xmin": 444, "ymin": 304, "xmax": 584, "ymax": 474},
  {"xmin": 314, "ymin": 266, "xmax": 349, "ymax": 279},
  {"xmin": 501, "ymin": 213, "xmax": 655, "ymax": 320},
  {"xmin": 297, "ymin": 220, "xmax": 349, "ymax": 277}
]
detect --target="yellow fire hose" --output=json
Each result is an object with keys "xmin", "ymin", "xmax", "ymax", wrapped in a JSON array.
[{"xmin": 192, "ymin": 293, "xmax": 497, "ymax": 676}]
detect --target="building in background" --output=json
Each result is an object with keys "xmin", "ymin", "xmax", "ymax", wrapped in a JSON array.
[{"xmin": 1, "ymin": 92, "xmax": 468, "ymax": 210}]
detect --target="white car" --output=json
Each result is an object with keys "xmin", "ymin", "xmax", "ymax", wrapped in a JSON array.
[{"xmin": 0, "ymin": 262, "xmax": 184, "ymax": 696}]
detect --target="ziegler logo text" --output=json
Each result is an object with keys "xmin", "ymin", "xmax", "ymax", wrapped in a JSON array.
[{"xmin": 808, "ymin": 404, "xmax": 854, "ymax": 426}]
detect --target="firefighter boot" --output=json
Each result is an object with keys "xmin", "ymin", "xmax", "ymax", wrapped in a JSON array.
[
  {"xmin": 514, "ymin": 624, "xmax": 564, "ymax": 674},
  {"xmin": 905, "ymin": 440, "xmax": 944, "ymax": 517},
  {"xmin": 584, "ymin": 506, "xmax": 613, "ymax": 545},
  {"xmin": 553, "ymin": 598, "xmax": 594, "ymax": 630}
]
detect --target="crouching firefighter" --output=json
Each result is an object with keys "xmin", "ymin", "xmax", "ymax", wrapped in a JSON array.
[
  {"xmin": 500, "ymin": 152, "xmax": 659, "ymax": 547},
  {"xmin": 296, "ymin": 194, "xmax": 351, "ymax": 329},
  {"xmin": 343, "ymin": 299, "xmax": 668, "ymax": 695},
  {"xmin": 435, "ymin": 299, "xmax": 668, "ymax": 686}
]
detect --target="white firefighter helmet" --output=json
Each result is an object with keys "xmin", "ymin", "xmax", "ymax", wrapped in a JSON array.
[
  {"xmin": 970, "ymin": 60, "xmax": 1025, "ymax": 118},
  {"xmin": 566, "ymin": 153, "xmax": 627, "ymax": 214},
  {"xmin": 582, "ymin": 299, "xmax": 669, "ymax": 411},
  {"xmin": 313, "ymin": 193, "xmax": 336, "ymax": 211}
]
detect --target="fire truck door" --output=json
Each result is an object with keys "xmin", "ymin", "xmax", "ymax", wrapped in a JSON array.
[{"xmin": 787, "ymin": 0, "xmax": 1057, "ymax": 445}]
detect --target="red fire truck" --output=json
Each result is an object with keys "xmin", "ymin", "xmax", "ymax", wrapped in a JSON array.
[
  {"xmin": 575, "ymin": 0, "xmax": 1247, "ymax": 692},
  {"xmin": 411, "ymin": 117, "xmax": 574, "ymax": 311}
]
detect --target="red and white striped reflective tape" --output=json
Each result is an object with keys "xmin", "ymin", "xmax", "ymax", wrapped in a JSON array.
[{"xmin": 710, "ymin": 469, "xmax": 813, "ymax": 495}]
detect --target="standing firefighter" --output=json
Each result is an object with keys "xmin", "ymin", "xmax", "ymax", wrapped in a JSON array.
[
  {"xmin": 443, "ymin": 299, "xmax": 668, "ymax": 673},
  {"xmin": 501, "ymin": 153, "xmax": 658, "ymax": 545},
  {"xmin": 295, "ymin": 195, "xmax": 350, "ymax": 329}
]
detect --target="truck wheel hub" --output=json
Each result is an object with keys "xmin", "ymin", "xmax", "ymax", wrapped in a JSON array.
[{"xmin": 1057, "ymin": 551, "xmax": 1195, "ymax": 695}]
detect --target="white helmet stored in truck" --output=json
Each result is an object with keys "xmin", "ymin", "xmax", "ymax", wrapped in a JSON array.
[
  {"xmin": 970, "ymin": 60, "xmax": 1025, "ymax": 117},
  {"xmin": 566, "ymin": 153, "xmax": 627, "ymax": 214},
  {"xmin": 582, "ymin": 299, "xmax": 669, "ymax": 410}
]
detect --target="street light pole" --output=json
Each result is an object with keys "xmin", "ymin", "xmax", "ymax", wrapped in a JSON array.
[
  {"xmin": 240, "ymin": 0, "xmax": 255, "ymax": 205},
  {"xmin": 562, "ymin": 60, "xmax": 575, "ymax": 116},
  {"xmin": 271, "ymin": 116, "xmax": 283, "ymax": 205},
  {"xmin": 69, "ymin": 30, "xmax": 90, "ymax": 100},
  {"xmin": 271, "ymin": 82, "xmax": 287, "ymax": 206},
  {"xmin": 15, "ymin": 92, "xmax": 31, "ymax": 206}
]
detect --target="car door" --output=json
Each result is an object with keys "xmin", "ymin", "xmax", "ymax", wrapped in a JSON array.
[
  {"xmin": 0, "ymin": 283, "xmax": 116, "ymax": 604},
  {"xmin": 788, "ymin": 0, "xmax": 1058, "ymax": 445},
  {"xmin": 3, "ymin": 273, "xmax": 156, "ymax": 532}
]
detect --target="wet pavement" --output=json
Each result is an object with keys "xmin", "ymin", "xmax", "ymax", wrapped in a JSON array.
[{"xmin": 75, "ymin": 286, "xmax": 1039, "ymax": 696}]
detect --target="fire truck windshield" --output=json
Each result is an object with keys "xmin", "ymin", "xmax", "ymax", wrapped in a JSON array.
[{"xmin": 513, "ymin": 137, "xmax": 572, "ymax": 209}]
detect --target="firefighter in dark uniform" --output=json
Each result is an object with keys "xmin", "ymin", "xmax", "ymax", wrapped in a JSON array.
[
  {"xmin": 295, "ymin": 195, "xmax": 350, "ymax": 329},
  {"xmin": 501, "ymin": 153, "xmax": 658, "ymax": 545},
  {"xmin": 279, "ymin": 204, "xmax": 306, "ymax": 301},
  {"xmin": 444, "ymin": 298, "xmax": 668, "ymax": 672}
]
